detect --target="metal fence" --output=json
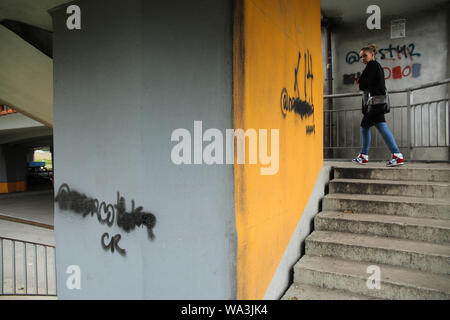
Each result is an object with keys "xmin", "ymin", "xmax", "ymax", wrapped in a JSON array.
[
  {"xmin": 0, "ymin": 236, "xmax": 57, "ymax": 296},
  {"xmin": 324, "ymin": 79, "xmax": 450, "ymax": 159}
]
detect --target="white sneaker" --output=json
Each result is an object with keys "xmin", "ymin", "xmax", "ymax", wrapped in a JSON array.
[
  {"xmin": 352, "ymin": 153, "xmax": 369, "ymax": 165},
  {"xmin": 387, "ymin": 153, "xmax": 405, "ymax": 167}
]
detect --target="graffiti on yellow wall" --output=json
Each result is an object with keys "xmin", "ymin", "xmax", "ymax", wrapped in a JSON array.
[
  {"xmin": 234, "ymin": 0, "xmax": 323, "ymax": 300},
  {"xmin": 280, "ymin": 50, "xmax": 316, "ymax": 134}
]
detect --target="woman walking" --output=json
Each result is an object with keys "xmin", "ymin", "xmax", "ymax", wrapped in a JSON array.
[{"xmin": 353, "ymin": 44, "xmax": 405, "ymax": 167}]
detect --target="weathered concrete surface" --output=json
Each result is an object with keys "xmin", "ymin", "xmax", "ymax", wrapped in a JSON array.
[
  {"xmin": 294, "ymin": 255, "xmax": 450, "ymax": 299},
  {"xmin": 281, "ymin": 283, "xmax": 376, "ymax": 300},
  {"xmin": 306, "ymin": 230, "xmax": 450, "ymax": 275},
  {"xmin": 315, "ymin": 211, "xmax": 450, "ymax": 245},
  {"xmin": 323, "ymin": 193, "xmax": 450, "ymax": 219},
  {"xmin": 333, "ymin": 166, "xmax": 450, "ymax": 182},
  {"xmin": 330, "ymin": 178, "xmax": 449, "ymax": 198},
  {"xmin": 283, "ymin": 161, "xmax": 450, "ymax": 300}
]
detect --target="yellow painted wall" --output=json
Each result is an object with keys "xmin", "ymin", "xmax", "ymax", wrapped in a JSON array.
[
  {"xmin": 0, "ymin": 181, "xmax": 26, "ymax": 193},
  {"xmin": 233, "ymin": 0, "xmax": 323, "ymax": 299}
]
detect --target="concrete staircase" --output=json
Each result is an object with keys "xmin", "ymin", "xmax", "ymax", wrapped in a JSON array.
[{"xmin": 282, "ymin": 163, "xmax": 450, "ymax": 300}]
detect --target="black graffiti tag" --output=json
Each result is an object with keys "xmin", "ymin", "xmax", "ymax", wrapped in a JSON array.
[
  {"xmin": 55, "ymin": 183, "xmax": 157, "ymax": 256},
  {"xmin": 101, "ymin": 233, "xmax": 126, "ymax": 256},
  {"xmin": 280, "ymin": 50, "xmax": 315, "ymax": 134},
  {"xmin": 346, "ymin": 51, "xmax": 360, "ymax": 64}
]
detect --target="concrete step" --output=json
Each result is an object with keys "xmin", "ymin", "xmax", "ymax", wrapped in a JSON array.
[
  {"xmin": 323, "ymin": 193, "xmax": 450, "ymax": 220},
  {"xmin": 333, "ymin": 167, "xmax": 450, "ymax": 182},
  {"xmin": 315, "ymin": 211, "xmax": 450, "ymax": 245},
  {"xmin": 305, "ymin": 231, "xmax": 450, "ymax": 275},
  {"xmin": 281, "ymin": 283, "xmax": 378, "ymax": 300},
  {"xmin": 329, "ymin": 178, "xmax": 450, "ymax": 199},
  {"xmin": 293, "ymin": 255, "xmax": 450, "ymax": 299}
]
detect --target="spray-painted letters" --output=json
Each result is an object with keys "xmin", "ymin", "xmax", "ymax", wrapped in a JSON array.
[
  {"xmin": 346, "ymin": 43, "xmax": 421, "ymax": 64},
  {"xmin": 383, "ymin": 63, "xmax": 421, "ymax": 80},
  {"xmin": 280, "ymin": 50, "xmax": 315, "ymax": 134},
  {"xmin": 344, "ymin": 43, "xmax": 422, "ymax": 84},
  {"xmin": 55, "ymin": 184, "xmax": 157, "ymax": 256}
]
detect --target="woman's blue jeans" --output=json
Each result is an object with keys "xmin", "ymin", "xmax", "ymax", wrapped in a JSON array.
[{"xmin": 360, "ymin": 122, "xmax": 400, "ymax": 155}]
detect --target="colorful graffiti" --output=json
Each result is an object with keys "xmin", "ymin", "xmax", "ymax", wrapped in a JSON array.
[
  {"xmin": 344, "ymin": 43, "xmax": 422, "ymax": 84},
  {"xmin": 345, "ymin": 43, "xmax": 421, "ymax": 64},
  {"xmin": 344, "ymin": 63, "xmax": 421, "ymax": 84},
  {"xmin": 384, "ymin": 63, "xmax": 421, "ymax": 80}
]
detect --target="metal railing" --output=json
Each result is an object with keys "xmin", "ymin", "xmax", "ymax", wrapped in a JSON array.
[
  {"xmin": 323, "ymin": 79, "xmax": 450, "ymax": 159},
  {"xmin": 0, "ymin": 236, "xmax": 57, "ymax": 296}
]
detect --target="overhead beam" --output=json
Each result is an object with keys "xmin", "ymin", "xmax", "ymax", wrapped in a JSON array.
[
  {"xmin": 0, "ymin": 19, "xmax": 53, "ymax": 58},
  {"xmin": 0, "ymin": 126, "xmax": 53, "ymax": 145},
  {"xmin": 0, "ymin": 25, "xmax": 53, "ymax": 127}
]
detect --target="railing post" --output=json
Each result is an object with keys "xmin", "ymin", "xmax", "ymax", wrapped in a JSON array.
[{"xmin": 406, "ymin": 89, "xmax": 413, "ymax": 160}]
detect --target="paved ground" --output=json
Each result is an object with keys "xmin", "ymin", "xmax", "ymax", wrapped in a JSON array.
[
  {"xmin": 0, "ymin": 191, "xmax": 54, "ymax": 225},
  {"xmin": 0, "ymin": 190, "xmax": 54, "ymax": 246}
]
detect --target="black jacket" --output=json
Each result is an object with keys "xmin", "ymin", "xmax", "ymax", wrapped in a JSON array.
[
  {"xmin": 359, "ymin": 60, "xmax": 386, "ymax": 127},
  {"xmin": 359, "ymin": 60, "xmax": 386, "ymax": 96}
]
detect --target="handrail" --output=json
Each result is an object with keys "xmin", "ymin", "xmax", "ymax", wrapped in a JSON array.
[
  {"xmin": 0, "ymin": 236, "xmax": 55, "ymax": 248},
  {"xmin": 324, "ymin": 78, "xmax": 450, "ymax": 99},
  {"xmin": 0, "ymin": 236, "xmax": 57, "ymax": 296},
  {"xmin": 323, "ymin": 78, "xmax": 449, "ymax": 160}
]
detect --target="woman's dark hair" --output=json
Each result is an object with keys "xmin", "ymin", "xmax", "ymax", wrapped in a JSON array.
[{"xmin": 360, "ymin": 44, "xmax": 377, "ymax": 54}]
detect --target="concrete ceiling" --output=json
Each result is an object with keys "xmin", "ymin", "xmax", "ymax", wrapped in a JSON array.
[
  {"xmin": 321, "ymin": 0, "xmax": 449, "ymax": 24},
  {"xmin": 1, "ymin": 0, "xmax": 448, "ymax": 31},
  {"xmin": 0, "ymin": 0, "xmax": 71, "ymax": 31},
  {"xmin": 0, "ymin": 0, "xmax": 70, "ymax": 129},
  {"xmin": 0, "ymin": 25, "xmax": 53, "ymax": 127}
]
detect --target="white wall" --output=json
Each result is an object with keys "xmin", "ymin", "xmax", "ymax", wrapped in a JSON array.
[{"xmin": 326, "ymin": 4, "xmax": 449, "ymax": 160}]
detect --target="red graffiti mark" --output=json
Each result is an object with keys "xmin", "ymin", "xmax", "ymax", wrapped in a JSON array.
[
  {"xmin": 383, "ymin": 65, "xmax": 418, "ymax": 80},
  {"xmin": 392, "ymin": 66, "xmax": 402, "ymax": 79},
  {"xmin": 402, "ymin": 65, "xmax": 411, "ymax": 77},
  {"xmin": 406, "ymin": 47, "xmax": 414, "ymax": 61},
  {"xmin": 383, "ymin": 67, "xmax": 391, "ymax": 80}
]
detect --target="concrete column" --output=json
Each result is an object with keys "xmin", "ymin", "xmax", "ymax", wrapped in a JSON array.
[
  {"xmin": 0, "ymin": 144, "xmax": 27, "ymax": 193},
  {"xmin": 51, "ymin": 0, "xmax": 324, "ymax": 300},
  {"xmin": 51, "ymin": 0, "xmax": 235, "ymax": 299}
]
